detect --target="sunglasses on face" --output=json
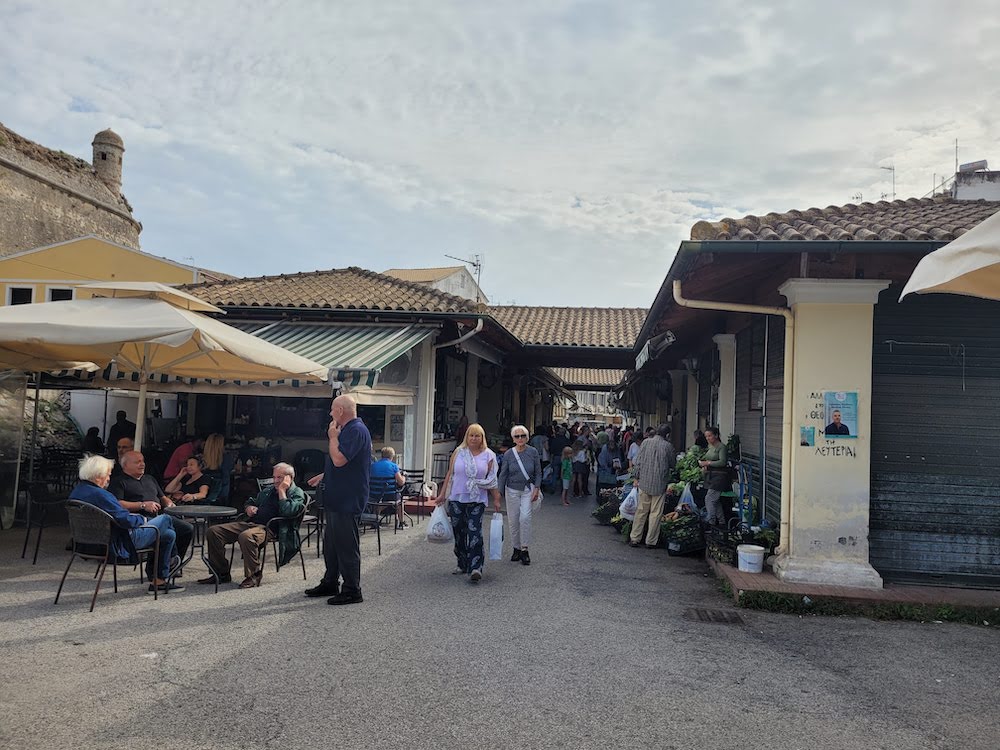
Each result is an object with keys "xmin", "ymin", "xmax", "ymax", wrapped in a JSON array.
[{"xmin": 513, "ymin": 433, "xmax": 528, "ymax": 438}]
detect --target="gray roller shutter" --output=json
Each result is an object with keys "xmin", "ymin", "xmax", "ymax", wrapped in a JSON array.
[{"xmin": 871, "ymin": 285, "xmax": 1000, "ymax": 587}]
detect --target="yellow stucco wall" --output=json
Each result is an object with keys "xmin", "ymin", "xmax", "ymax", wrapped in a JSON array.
[{"xmin": 0, "ymin": 237, "xmax": 196, "ymax": 305}]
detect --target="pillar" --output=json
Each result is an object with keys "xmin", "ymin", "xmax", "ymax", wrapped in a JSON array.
[
  {"xmin": 712, "ymin": 333, "xmax": 736, "ymax": 436},
  {"xmin": 685, "ymin": 371, "xmax": 698, "ymax": 438},
  {"xmin": 773, "ymin": 279, "xmax": 890, "ymax": 589},
  {"xmin": 464, "ymin": 355, "xmax": 479, "ymax": 424},
  {"xmin": 414, "ymin": 337, "xmax": 436, "ymax": 474},
  {"xmin": 669, "ymin": 370, "xmax": 687, "ymax": 448}
]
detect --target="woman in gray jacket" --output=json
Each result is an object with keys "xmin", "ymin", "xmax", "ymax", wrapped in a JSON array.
[{"xmin": 498, "ymin": 424, "xmax": 543, "ymax": 566}]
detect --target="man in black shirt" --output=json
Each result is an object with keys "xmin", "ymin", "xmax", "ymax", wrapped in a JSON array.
[
  {"xmin": 109, "ymin": 451, "xmax": 193, "ymax": 568},
  {"xmin": 825, "ymin": 410, "xmax": 851, "ymax": 436},
  {"xmin": 105, "ymin": 410, "xmax": 136, "ymax": 458}
]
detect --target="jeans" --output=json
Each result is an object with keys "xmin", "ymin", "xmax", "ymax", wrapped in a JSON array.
[
  {"xmin": 131, "ymin": 514, "xmax": 176, "ymax": 580},
  {"xmin": 504, "ymin": 486, "xmax": 534, "ymax": 549},
  {"xmin": 705, "ymin": 489, "xmax": 726, "ymax": 526},
  {"xmin": 448, "ymin": 501, "xmax": 485, "ymax": 573},
  {"xmin": 321, "ymin": 511, "xmax": 362, "ymax": 595}
]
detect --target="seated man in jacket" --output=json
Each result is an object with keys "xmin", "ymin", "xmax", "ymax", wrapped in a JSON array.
[
  {"xmin": 70, "ymin": 455, "xmax": 183, "ymax": 593},
  {"xmin": 201, "ymin": 462, "xmax": 305, "ymax": 588}
]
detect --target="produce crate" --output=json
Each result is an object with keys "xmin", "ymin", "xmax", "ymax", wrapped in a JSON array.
[{"xmin": 666, "ymin": 536, "xmax": 705, "ymax": 556}]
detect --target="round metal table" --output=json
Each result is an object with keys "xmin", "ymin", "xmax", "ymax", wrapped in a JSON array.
[{"xmin": 164, "ymin": 504, "xmax": 239, "ymax": 591}]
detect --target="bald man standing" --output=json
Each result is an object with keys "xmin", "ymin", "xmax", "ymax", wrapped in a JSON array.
[{"xmin": 306, "ymin": 394, "xmax": 372, "ymax": 605}]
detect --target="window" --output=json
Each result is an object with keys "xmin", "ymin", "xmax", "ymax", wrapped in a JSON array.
[
  {"xmin": 8, "ymin": 287, "xmax": 33, "ymax": 305},
  {"xmin": 48, "ymin": 288, "xmax": 73, "ymax": 302},
  {"xmin": 101, "ymin": 152, "xmax": 107, "ymax": 160}
]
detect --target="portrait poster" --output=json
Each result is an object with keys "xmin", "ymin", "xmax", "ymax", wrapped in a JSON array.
[
  {"xmin": 389, "ymin": 413, "xmax": 405, "ymax": 442},
  {"xmin": 800, "ymin": 426, "xmax": 815, "ymax": 446},
  {"xmin": 823, "ymin": 391, "xmax": 858, "ymax": 438}
]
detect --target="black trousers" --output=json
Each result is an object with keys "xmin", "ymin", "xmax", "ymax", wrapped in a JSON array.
[
  {"xmin": 145, "ymin": 516, "xmax": 193, "ymax": 575},
  {"xmin": 321, "ymin": 511, "xmax": 361, "ymax": 595}
]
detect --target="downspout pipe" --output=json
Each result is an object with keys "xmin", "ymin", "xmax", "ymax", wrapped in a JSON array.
[
  {"xmin": 672, "ymin": 280, "xmax": 795, "ymax": 555},
  {"xmin": 434, "ymin": 318, "xmax": 484, "ymax": 350}
]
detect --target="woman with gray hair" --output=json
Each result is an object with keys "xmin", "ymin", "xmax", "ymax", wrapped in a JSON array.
[
  {"xmin": 69, "ymin": 454, "xmax": 182, "ymax": 592},
  {"xmin": 497, "ymin": 424, "xmax": 543, "ymax": 566}
]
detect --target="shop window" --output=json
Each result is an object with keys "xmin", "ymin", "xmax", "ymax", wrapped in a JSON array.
[
  {"xmin": 358, "ymin": 405, "xmax": 386, "ymax": 442},
  {"xmin": 48, "ymin": 288, "xmax": 74, "ymax": 302},
  {"xmin": 8, "ymin": 287, "xmax": 33, "ymax": 305}
]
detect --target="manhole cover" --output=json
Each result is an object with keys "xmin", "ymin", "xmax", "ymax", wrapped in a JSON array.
[{"xmin": 683, "ymin": 607, "xmax": 744, "ymax": 625}]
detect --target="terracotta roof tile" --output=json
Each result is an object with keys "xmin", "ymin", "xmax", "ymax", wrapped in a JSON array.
[
  {"xmin": 183, "ymin": 266, "xmax": 477, "ymax": 313},
  {"xmin": 550, "ymin": 367, "xmax": 628, "ymax": 388},
  {"xmin": 489, "ymin": 306, "xmax": 646, "ymax": 348},
  {"xmin": 690, "ymin": 196, "xmax": 1000, "ymax": 243}
]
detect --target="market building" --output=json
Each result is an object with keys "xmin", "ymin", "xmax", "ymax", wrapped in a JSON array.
[{"xmin": 621, "ymin": 191, "xmax": 1000, "ymax": 589}]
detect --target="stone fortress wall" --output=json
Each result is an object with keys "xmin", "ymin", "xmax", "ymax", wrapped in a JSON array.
[{"xmin": 0, "ymin": 123, "xmax": 141, "ymax": 256}]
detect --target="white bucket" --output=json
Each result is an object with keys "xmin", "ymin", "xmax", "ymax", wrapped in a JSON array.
[{"xmin": 736, "ymin": 544, "xmax": 766, "ymax": 573}]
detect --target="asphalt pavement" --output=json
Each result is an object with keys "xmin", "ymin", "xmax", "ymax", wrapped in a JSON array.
[{"xmin": 1, "ymin": 490, "xmax": 998, "ymax": 750}]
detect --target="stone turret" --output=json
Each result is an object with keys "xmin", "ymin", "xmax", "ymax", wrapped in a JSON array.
[{"xmin": 92, "ymin": 128, "xmax": 124, "ymax": 193}]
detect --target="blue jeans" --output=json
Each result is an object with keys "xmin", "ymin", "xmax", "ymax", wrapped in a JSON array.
[
  {"xmin": 131, "ymin": 514, "xmax": 176, "ymax": 580},
  {"xmin": 448, "ymin": 501, "xmax": 485, "ymax": 574}
]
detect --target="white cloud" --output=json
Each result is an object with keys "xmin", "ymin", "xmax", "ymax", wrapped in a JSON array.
[{"xmin": 1, "ymin": 1, "xmax": 998, "ymax": 304}]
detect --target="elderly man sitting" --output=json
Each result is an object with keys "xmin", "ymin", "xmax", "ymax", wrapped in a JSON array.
[
  {"xmin": 70, "ymin": 455, "xmax": 184, "ymax": 592},
  {"xmin": 201, "ymin": 462, "xmax": 305, "ymax": 588},
  {"xmin": 108, "ymin": 451, "xmax": 194, "ymax": 573}
]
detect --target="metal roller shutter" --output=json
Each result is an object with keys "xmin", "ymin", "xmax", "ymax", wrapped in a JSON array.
[{"xmin": 871, "ymin": 285, "xmax": 1000, "ymax": 587}]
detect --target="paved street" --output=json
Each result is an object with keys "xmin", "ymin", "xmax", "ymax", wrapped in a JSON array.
[{"xmin": 1, "ymin": 494, "xmax": 997, "ymax": 750}]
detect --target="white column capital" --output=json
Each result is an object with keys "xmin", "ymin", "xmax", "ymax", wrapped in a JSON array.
[
  {"xmin": 711, "ymin": 332, "xmax": 736, "ymax": 352},
  {"xmin": 779, "ymin": 278, "xmax": 890, "ymax": 306}
]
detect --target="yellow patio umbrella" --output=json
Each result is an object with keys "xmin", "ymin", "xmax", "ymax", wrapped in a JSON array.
[
  {"xmin": 0, "ymin": 285, "xmax": 329, "ymax": 448},
  {"xmin": 900, "ymin": 208, "xmax": 1000, "ymax": 300}
]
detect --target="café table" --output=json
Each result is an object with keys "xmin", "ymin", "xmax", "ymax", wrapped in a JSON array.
[{"xmin": 164, "ymin": 504, "xmax": 239, "ymax": 592}]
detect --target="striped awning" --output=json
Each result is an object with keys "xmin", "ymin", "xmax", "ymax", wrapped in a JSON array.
[{"xmin": 228, "ymin": 321, "xmax": 437, "ymax": 388}]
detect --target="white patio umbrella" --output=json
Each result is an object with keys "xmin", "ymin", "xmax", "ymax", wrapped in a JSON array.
[
  {"xmin": 900, "ymin": 208, "xmax": 1000, "ymax": 300},
  {"xmin": 0, "ymin": 287, "xmax": 329, "ymax": 448}
]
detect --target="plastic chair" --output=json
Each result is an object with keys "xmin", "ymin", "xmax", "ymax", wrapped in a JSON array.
[
  {"xmin": 55, "ymin": 500, "xmax": 162, "ymax": 612},
  {"xmin": 21, "ymin": 482, "xmax": 66, "ymax": 565}
]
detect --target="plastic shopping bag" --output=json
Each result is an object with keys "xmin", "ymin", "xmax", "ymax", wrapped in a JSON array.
[
  {"xmin": 619, "ymin": 486, "xmax": 638, "ymax": 521},
  {"xmin": 677, "ymin": 482, "xmax": 697, "ymax": 512},
  {"xmin": 426, "ymin": 504, "xmax": 454, "ymax": 544},
  {"xmin": 488, "ymin": 512, "xmax": 504, "ymax": 561}
]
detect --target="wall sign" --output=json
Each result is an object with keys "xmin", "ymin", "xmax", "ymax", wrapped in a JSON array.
[{"xmin": 800, "ymin": 390, "xmax": 860, "ymax": 458}]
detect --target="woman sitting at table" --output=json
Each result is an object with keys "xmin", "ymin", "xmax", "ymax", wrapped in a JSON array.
[
  {"xmin": 370, "ymin": 446, "xmax": 407, "ymax": 527},
  {"xmin": 164, "ymin": 456, "xmax": 213, "ymax": 503}
]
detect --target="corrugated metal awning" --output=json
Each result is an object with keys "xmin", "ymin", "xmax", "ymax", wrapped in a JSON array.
[{"xmin": 229, "ymin": 321, "xmax": 437, "ymax": 388}]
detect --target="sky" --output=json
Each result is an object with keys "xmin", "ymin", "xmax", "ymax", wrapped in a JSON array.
[{"xmin": 2, "ymin": 1, "xmax": 998, "ymax": 306}]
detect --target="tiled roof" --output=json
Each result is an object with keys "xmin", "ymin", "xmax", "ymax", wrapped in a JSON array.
[
  {"xmin": 690, "ymin": 196, "xmax": 1000, "ymax": 242},
  {"xmin": 183, "ymin": 266, "xmax": 478, "ymax": 313},
  {"xmin": 0, "ymin": 122, "xmax": 132, "ymax": 215},
  {"xmin": 383, "ymin": 266, "xmax": 465, "ymax": 282},
  {"xmin": 489, "ymin": 306, "xmax": 647, "ymax": 348},
  {"xmin": 550, "ymin": 367, "xmax": 628, "ymax": 388}
]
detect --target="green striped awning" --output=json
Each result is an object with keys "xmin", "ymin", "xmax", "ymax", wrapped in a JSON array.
[{"xmin": 230, "ymin": 321, "xmax": 437, "ymax": 388}]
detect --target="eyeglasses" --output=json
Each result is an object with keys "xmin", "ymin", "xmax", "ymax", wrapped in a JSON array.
[{"xmin": 513, "ymin": 434, "xmax": 528, "ymax": 439}]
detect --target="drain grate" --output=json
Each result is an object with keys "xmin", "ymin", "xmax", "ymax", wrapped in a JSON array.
[{"xmin": 683, "ymin": 607, "xmax": 744, "ymax": 625}]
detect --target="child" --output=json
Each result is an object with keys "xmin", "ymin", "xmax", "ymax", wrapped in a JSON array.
[{"xmin": 561, "ymin": 446, "xmax": 574, "ymax": 506}]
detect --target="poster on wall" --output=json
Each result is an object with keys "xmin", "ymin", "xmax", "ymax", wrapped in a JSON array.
[
  {"xmin": 799, "ymin": 426, "xmax": 815, "ymax": 446},
  {"xmin": 389, "ymin": 413, "xmax": 405, "ymax": 442},
  {"xmin": 823, "ymin": 391, "xmax": 857, "ymax": 438}
]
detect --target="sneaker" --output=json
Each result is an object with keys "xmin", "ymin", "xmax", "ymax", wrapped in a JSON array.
[
  {"xmin": 645, "ymin": 544, "xmax": 658, "ymax": 550},
  {"xmin": 452, "ymin": 567, "xmax": 465, "ymax": 575},
  {"xmin": 520, "ymin": 550, "xmax": 531, "ymax": 566},
  {"xmin": 168, "ymin": 555, "xmax": 182, "ymax": 577},
  {"xmin": 470, "ymin": 569, "xmax": 482, "ymax": 583},
  {"xmin": 629, "ymin": 541, "xmax": 641, "ymax": 548},
  {"xmin": 510, "ymin": 549, "xmax": 522, "ymax": 562},
  {"xmin": 305, "ymin": 583, "xmax": 340, "ymax": 597},
  {"xmin": 148, "ymin": 581, "xmax": 185, "ymax": 593},
  {"xmin": 327, "ymin": 591, "xmax": 364, "ymax": 605}
]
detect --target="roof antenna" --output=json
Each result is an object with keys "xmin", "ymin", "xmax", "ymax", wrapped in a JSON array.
[{"xmin": 444, "ymin": 253, "xmax": 483, "ymax": 303}]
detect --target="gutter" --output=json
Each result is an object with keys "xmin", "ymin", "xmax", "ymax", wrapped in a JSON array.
[
  {"xmin": 434, "ymin": 318, "xmax": 484, "ymax": 350},
  {"xmin": 672, "ymin": 280, "xmax": 794, "ymax": 556}
]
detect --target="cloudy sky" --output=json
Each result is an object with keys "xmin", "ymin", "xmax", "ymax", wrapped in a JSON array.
[{"xmin": 2, "ymin": 1, "xmax": 998, "ymax": 305}]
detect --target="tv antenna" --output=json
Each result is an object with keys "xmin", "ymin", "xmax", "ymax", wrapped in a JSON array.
[
  {"xmin": 879, "ymin": 163, "xmax": 896, "ymax": 201},
  {"xmin": 850, "ymin": 191, "xmax": 863, "ymax": 202},
  {"xmin": 444, "ymin": 253, "xmax": 483, "ymax": 303}
]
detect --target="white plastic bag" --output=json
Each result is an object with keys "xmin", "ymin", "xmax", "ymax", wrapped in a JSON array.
[
  {"xmin": 488, "ymin": 512, "xmax": 504, "ymax": 560},
  {"xmin": 678, "ymin": 482, "xmax": 697, "ymax": 512},
  {"xmin": 619, "ymin": 486, "xmax": 638, "ymax": 521},
  {"xmin": 426, "ymin": 504, "xmax": 454, "ymax": 544}
]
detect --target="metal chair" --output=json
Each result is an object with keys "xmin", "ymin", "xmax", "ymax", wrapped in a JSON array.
[
  {"xmin": 358, "ymin": 499, "xmax": 382, "ymax": 556},
  {"xmin": 368, "ymin": 476, "xmax": 404, "ymax": 532},
  {"xmin": 257, "ymin": 506, "xmax": 308, "ymax": 584},
  {"xmin": 55, "ymin": 500, "xmax": 161, "ymax": 612},
  {"xmin": 401, "ymin": 468, "xmax": 427, "ymax": 523},
  {"xmin": 21, "ymin": 482, "xmax": 66, "ymax": 565}
]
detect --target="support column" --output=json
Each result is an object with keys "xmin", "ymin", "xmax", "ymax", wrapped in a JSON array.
[
  {"xmin": 668, "ymin": 370, "xmax": 687, "ymax": 448},
  {"xmin": 414, "ymin": 337, "xmax": 436, "ymax": 474},
  {"xmin": 685, "ymin": 371, "xmax": 699, "ymax": 438},
  {"xmin": 464, "ymin": 355, "xmax": 479, "ymax": 424},
  {"xmin": 712, "ymin": 333, "xmax": 736, "ymax": 436},
  {"xmin": 773, "ymin": 279, "xmax": 890, "ymax": 589}
]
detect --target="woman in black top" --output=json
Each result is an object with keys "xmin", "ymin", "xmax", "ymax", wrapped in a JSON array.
[{"xmin": 164, "ymin": 456, "xmax": 213, "ymax": 503}]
